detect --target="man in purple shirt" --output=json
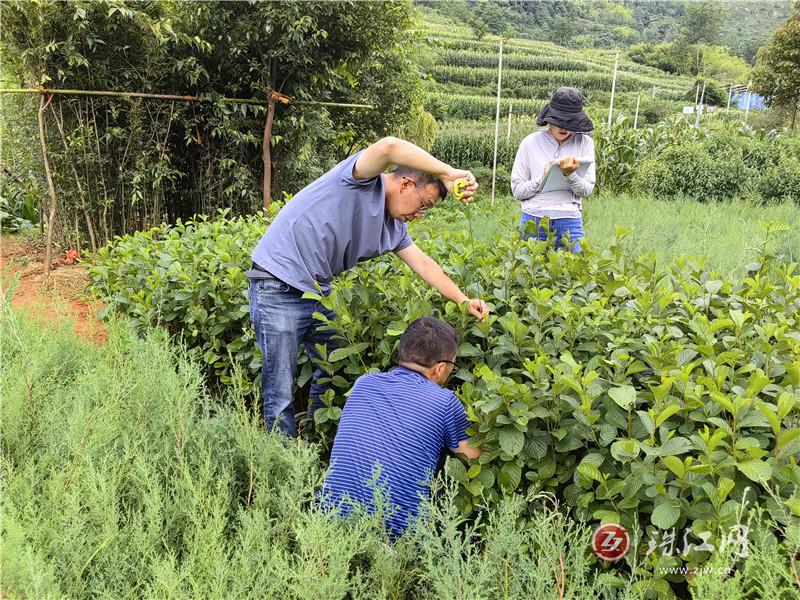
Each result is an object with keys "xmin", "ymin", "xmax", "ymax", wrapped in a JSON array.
[{"xmin": 248, "ymin": 137, "xmax": 488, "ymax": 435}]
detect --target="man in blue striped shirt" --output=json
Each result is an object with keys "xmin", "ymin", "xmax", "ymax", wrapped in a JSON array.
[{"xmin": 321, "ymin": 317, "xmax": 482, "ymax": 539}]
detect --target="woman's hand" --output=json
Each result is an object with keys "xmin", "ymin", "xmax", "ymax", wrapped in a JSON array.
[{"xmin": 558, "ymin": 156, "xmax": 580, "ymax": 176}]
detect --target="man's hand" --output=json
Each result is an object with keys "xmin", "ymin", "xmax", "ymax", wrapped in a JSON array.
[
  {"xmin": 558, "ymin": 156, "xmax": 580, "ymax": 176},
  {"xmin": 466, "ymin": 298, "xmax": 488, "ymax": 321},
  {"xmin": 441, "ymin": 169, "xmax": 478, "ymax": 203}
]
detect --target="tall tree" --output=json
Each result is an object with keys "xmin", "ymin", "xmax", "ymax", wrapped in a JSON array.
[
  {"xmin": 176, "ymin": 0, "xmax": 421, "ymax": 207},
  {"xmin": 752, "ymin": 3, "xmax": 800, "ymax": 129},
  {"xmin": 679, "ymin": 0, "xmax": 727, "ymax": 45}
]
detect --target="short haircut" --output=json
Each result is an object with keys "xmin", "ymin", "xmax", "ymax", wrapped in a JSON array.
[
  {"xmin": 391, "ymin": 166, "xmax": 448, "ymax": 201},
  {"xmin": 398, "ymin": 317, "xmax": 459, "ymax": 367}
]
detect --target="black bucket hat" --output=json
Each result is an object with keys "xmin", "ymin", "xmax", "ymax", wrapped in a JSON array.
[{"xmin": 536, "ymin": 87, "xmax": 594, "ymax": 133}]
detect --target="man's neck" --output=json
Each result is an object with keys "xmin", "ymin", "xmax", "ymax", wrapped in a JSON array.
[{"xmin": 398, "ymin": 362, "xmax": 436, "ymax": 382}]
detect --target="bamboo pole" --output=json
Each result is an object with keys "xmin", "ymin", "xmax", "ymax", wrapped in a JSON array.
[
  {"xmin": 37, "ymin": 94, "xmax": 58, "ymax": 277},
  {"xmin": 490, "ymin": 37, "xmax": 503, "ymax": 206},
  {"xmin": 633, "ymin": 93, "xmax": 641, "ymax": 130},
  {"xmin": 0, "ymin": 88, "xmax": 373, "ymax": 109}
]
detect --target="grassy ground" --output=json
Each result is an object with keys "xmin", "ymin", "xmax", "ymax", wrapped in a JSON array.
[
  {"xmin": 2, "ymin": 303, "xmax": 799, "ymax": 599},
  {"xmin": 413, "ymin": 193, "xmax": 800, "ymax": 281}
]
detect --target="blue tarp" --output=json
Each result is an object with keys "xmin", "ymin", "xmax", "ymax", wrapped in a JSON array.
[{"xmin": 732, "ymin": 92, "xmax": 767, "ymax": 110}]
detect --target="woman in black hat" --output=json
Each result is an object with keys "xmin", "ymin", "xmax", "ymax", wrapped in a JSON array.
[{"xmin": 510, "ymin": 87, "xmax": 595, "ymax": 252}]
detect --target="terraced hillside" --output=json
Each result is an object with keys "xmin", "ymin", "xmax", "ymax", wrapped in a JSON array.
[{"xmin": 420, "ymin": 16, "xmax": 708, "ymax": 184}]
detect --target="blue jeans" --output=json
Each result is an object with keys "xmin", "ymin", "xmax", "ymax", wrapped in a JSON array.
[
  {"xmin": 248, "ymin": 277, "xmax": 337, "ymax": 436},
  {"xmin": 519, "ymin": 213, "xmax": 584, "ymax": 253}
]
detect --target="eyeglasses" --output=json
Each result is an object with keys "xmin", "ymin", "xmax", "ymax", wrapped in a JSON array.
[
  {"xmin": 437, "ymin": 359, "xmax": 458, "ymax": 369},
  {"xmin": 407, "ymin": 179, "xmax": 434, "ymax": 217}
]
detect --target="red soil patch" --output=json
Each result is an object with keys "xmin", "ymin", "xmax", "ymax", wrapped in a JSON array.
[{"xmin": 1, "ymin": 235, "xmax": 107, "ymax": 345}]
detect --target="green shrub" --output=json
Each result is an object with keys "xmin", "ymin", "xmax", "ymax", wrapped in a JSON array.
[
  {"xmin": 89, "ymin": 209, "xmax": 800, "ymax": 581},
  {"xmin": 631, "ymin": 139, "xmax": 750, "ymax": 201},
  {"xmin": 4, "ymin": 294, "xmax": 799, "ymax": 597},
  {"xmin": 88, "ymin": 208, "xmax": 277, "ymax": 395},
  {"xmin": 758, "ymin": 155, "xmax": 800, "ymax": 203}
]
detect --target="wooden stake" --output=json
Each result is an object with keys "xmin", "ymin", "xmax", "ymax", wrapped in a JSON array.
[
  {"xmin": 37, "ymin": 94, "xmax": 58, "ymax": 277},
  {"xmin": 262, "ymin": 95, "xmax": 276, "ymax": 210}
]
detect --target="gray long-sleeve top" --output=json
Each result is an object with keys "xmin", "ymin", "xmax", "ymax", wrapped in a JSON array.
[{"xmin": 511, "ymin": 129, "xmax": 596, "ymax": 219}]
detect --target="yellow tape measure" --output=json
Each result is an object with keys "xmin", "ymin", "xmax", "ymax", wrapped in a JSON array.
[{"xmin": 453, "ymin": 178, "xmax": 467, "ymax": 200}]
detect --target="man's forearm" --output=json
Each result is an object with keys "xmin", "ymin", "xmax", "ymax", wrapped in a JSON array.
[
  {"xmin": 383, "ymin": 137, "xmax": 451, "ymax": 178},
  {"xmin": 417, "ymin": 258, "xmax": 469, "ymax": 304}
]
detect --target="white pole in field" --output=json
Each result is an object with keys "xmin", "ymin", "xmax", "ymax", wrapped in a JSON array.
[
  {"xmin": 744, "ymin": 80, "xmax": 752, "ymax": 124},
  {"xmin": 633, "ymin": 93, "xmax": 641, "ymax": 129},
  {"xmin": 726, "ymin": 83, "xmax": 733, "ymax": 111},
  {"xmin": 695, "ymin": 79, "xmax": 706, "ymax": 128},
  {"xmin": 491, "ymin": 37, "xmax": 504, "ymax": 206},
  {"xmin": 607, "ymin": 51, "xmax": 619, "ymax": 128},
  {"xmin": 506, "ymin": 103, "xmax": 512, "ymax": 141}
]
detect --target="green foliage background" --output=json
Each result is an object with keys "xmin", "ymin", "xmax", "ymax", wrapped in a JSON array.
[
  {"xmin": 88, "ymin": 203, "xmax": 800, "ymax": 581},
  {"xmin": 4, "ymin": 308, "xmax": 798, "ymax": 598}
]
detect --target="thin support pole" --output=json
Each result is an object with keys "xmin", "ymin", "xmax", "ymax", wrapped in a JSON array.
[
  {"xmin": 0, "ymin": 88, "xmax": 373, "ymax": 109},
  {"xmin": 37, "ymin": 94, "xmax": 58, "ymax": 277},
  {"xmin": 744, "ymin": 81, "xmax": 752, "ymax": 124},
  {"xmin": 726, "ymin": 83, "xmax": 733, "ymax": 111},
  {"xmin": 262, "ymin": 96, "xmax": 276, "ymax": 210},
  {"xmin": 633, "ymin": 93, "xmax": 641, "ymax": 130},
  {"xmin": 607, "ymin": 51, "xmax": 619, "ymax": 128},
  {"xmin": 490, "ymin": 37, "xmax": 504, "ymax": 206},
  {"xmin": 695, "ymin": 80, "xmax": 706, "ymax": 128}
]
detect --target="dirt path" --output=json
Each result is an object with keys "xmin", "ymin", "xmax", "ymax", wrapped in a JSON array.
[{"xmin": 1, "ymin": 235, "xmax": 107, "ymax": 345}]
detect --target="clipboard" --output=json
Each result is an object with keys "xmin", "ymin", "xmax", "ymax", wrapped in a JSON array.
[{"xmin": 540, "ymin": 159, "xmax": 594, "ymax": 193}]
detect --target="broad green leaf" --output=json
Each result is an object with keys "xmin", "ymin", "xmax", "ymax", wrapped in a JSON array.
[
  {"xmin": 677, "ymin": 348, "xmax": 698, "ymax": 366},
  {"xmin": 786, "ymin": 498, "xmax": 800, "ymax": 517},
  {"xmin": 718, "ymin": 477, "xmax": 735, "ymax": 502},
  {"xmin": 498, "ymin": 461, "xmax": 522, "ymax": 491},
  {"xmin": 651, "ymin": 499, "xmax": 681, "ymax": 529},
  {"xmin": 662, "ymin": 456, "xmax": 685, "ymax": 478},
  {"xmin": 577, "ymin": 462, "xmax": 604, "ymax": 482},
  {"xmin": 736, "ymin": 459, "xmax": 772, "ymax": 482},
  {"xmin": 655, "ymin": 404, "xmax": 681, "ymax": 428},
  {"xmin": 498, "ymin": 427, "xmax": 524, "ymax": 456},
  {"xmin": 609, "ymin": 385, "xmax": 636, "ymax": 410},
  {"xmin": 658, "ymin": 436, "xmax": 692, "ymax": 456},
  {"xmin": 637, "ymin": 410, "xmax": 655, "ymax": 436},
  {"xmin": 777, "ymin": 428, "xmax": 800, "ymax": 453},
  {"xmin": 445, "ymin": 458, "xmax": 467, "ymax": 484},
  {"xmin": 777, "ymin": 392, "xmax": 795, "ymax": 418},
  {"xmin": 756, "ymin": 401, "xmax": 781, "ymax": 435}
]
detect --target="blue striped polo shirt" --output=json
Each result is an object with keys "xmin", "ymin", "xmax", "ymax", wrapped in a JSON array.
[{"xmin": 320, "ymin": 366, "xmax": 471, "ymax": 538}]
